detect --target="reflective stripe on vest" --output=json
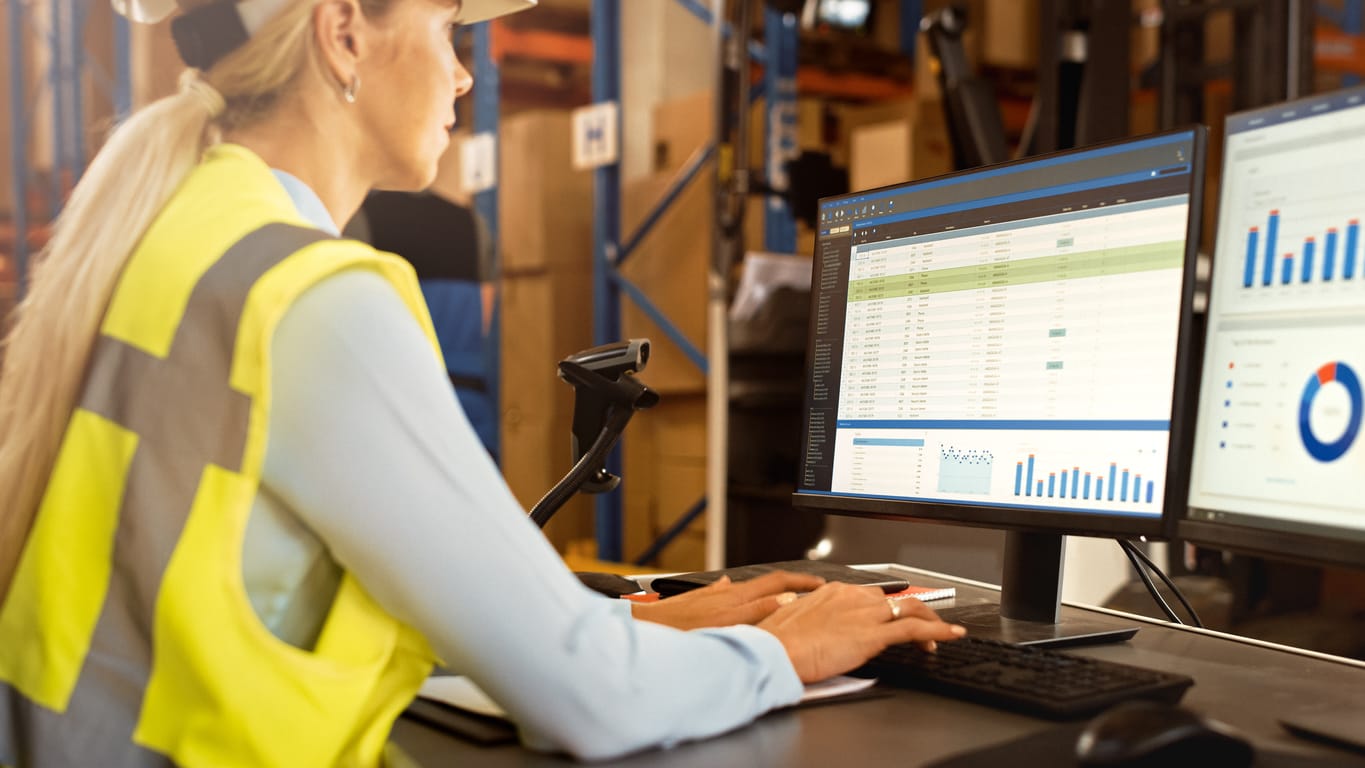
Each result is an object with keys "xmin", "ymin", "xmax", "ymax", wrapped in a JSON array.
[{"xmin": 0, "ymin": 223, "xmax": 329, "ymax": 767}]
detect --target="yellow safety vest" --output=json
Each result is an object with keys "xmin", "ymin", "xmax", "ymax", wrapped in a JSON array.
[{"xmin": 0, "ymin": 144, "xmax": 440, "ymax": 767}]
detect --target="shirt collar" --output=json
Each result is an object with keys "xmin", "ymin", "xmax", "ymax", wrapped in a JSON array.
[{"xmin": 270, "ymin": 169, "xmax": 339, "ymax": 236}]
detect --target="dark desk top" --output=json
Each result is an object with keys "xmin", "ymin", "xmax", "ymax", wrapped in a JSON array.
[{"xmin": 391, "ymin": 564, "xmax": 1365, "ymax": 767}]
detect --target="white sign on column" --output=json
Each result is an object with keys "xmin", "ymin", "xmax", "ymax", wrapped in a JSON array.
[
  {"xmin": 571, "ymin": 101, "xmax": 620, "ymax": 170},
  {"xmin": 460, "ymin": 132, "xmax": 498, "ymax": 195}
]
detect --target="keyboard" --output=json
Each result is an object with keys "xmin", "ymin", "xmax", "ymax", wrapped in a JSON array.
[{"xmin": 855, "ymin": 636, "xmax": 1194, "ymax": 720}]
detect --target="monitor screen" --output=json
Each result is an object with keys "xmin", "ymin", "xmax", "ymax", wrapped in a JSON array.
[
  {"xmin": 1184, "ymin": 87, "xmax": 1365, "ymax": 569},
  {"xmin": 794, "ymin": 129, "xmax": 1206, "ymax": 643},
  {"xmin": 815, "ymin": 0, "xmax": 871, "ymax": 30}
]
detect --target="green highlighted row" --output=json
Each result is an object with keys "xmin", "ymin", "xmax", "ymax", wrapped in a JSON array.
[{"xmin": 848, "ymin": 241, "xmax": 1184, "ymax": 302}]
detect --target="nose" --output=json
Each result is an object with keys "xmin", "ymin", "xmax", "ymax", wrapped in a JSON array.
[{"xmin": 453, "ymin": 55, "xmax": 473, "ymax": 98}]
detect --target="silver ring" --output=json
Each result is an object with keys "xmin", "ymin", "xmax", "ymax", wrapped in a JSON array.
[{"xmin": 887, "ymin": 597, "xmax": 902, "ymax": 620}]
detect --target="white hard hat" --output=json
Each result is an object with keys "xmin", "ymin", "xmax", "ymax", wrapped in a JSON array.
[
  {"xmin": 110, "ymin": 0, "xmax": 537, "ymax": 26},
  {"xmin": 110, "ymin": 0, "xmax": 178, "ymax": 23}
]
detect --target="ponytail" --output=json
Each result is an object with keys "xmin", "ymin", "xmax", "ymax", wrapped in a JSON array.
[{"xmin": 0, "ymin": 0, "xmax": 326, "ymax": 601}]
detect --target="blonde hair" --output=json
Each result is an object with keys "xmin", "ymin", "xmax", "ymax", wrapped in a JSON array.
[{"xmin": 0, "ymin": 0, "xmax": 398, "ymax": 601}]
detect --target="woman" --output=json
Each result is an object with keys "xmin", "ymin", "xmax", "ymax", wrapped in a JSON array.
[{"xmin": 0, "ymin": 0, "xmax": 965, "ymax": 765}]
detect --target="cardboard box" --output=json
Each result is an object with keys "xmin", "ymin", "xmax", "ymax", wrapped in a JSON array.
[
  {"xmin": 496, "ymin": 109, "xmax": 598, "ymax": 551},
  {"xmin": 1205, "ymin": 8, "xmax": 1233, "ymax": 64},
  {"xmin": 1132, "ymin": 0, "xmax": 1162, "ymax": 73},
  {"xmin": 622, "ymin": 394, "xmax": 709, "ymax": 571},
  {"xmin": 844, "ymin": 98, "xmax": 954, "ymax": 191},
  {"xmin": 619, "ymin": 168, "xmax": 770, "ymax": 394},
  {"xmin": 650, "ymin": 89, "xmax": 773, "ymax": 178},
  {"xmin": 981, "ymin": 0, "xmax": 1039, "ymax": 70},
  {"xmin": 498, "ymin": 110, "xmax": 595, "ymax": 274},
  {"xmin": 619, "ymin": 172, "xmax": 711, "ymax": 394},
  {"xmin": 499, "ymin": 269, "xmax": 597, "ymax": 551}
]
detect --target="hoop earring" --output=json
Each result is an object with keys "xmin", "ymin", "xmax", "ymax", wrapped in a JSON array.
[{"xmin": 342, "ymin": 74, "xmax": 360, "ymax": 104}]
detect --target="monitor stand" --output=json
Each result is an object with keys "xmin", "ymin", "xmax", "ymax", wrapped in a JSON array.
[{"xmin": 936, "ymin": 531, "xmax": 1139, "ymax": 648}]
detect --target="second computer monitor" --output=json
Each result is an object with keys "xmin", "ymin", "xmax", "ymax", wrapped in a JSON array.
[
  {"xmin": 795, "ymin": 128, "xmax": 1207, "ymax": 641},
  {"xmin": 1185, "ymin": 87, "xmax": 1365, "ymax": 569}
]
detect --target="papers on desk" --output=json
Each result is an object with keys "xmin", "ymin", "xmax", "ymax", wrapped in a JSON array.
[
  {"xmin": 417, "ymin": 673, "xmax": 879, "ymax": 721},
  {"xmin": 800, "ymin": 675, "xmax": 878, "ymax": 703},
  {"xmin": 419, "ymin": 675, "xmax": 507, "ymax": 719},
  {"xmin": 729, "ymin": 251, "xmax": 813, "ymax": 322}
]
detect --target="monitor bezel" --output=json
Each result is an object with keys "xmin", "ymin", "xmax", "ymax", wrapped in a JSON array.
[
  {"xmin": 793, "ymin": 126, "xmax": 1209, "ymax": 544},
  {"xmin": 1179, "ymin": 87, "xmax": 1365, "ymax": 571}
]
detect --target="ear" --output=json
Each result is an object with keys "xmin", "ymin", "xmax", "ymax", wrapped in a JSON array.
[{"xmin": 312, "ymin": 0, "xmax": 368, "ymax": 89}]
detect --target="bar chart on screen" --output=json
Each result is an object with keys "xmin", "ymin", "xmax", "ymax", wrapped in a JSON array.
[
  {"xmin": 830, "ymin": 425, "xmax": 1167, "ymax": 517},
  {"xmin": 1218, "ymin": 127, "xmax": 1365, "ymax": 315}
]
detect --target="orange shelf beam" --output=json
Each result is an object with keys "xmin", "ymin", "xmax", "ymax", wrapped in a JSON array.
[
  {"xmin": 793, "ymin": 66, "xmax": 914, "ymax": 101},
  {"xmin": 1316, "ymin": 25, "xmax": 1365, "ymax": 76},
  {"xmin": 490, "ymin": 22, "xmax": 593, "ymax": 65}
]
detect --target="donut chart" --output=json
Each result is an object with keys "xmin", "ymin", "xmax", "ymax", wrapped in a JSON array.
[{"xmin": 1299, "ymin": 362, "xmax": 1363, "ymax": 462}]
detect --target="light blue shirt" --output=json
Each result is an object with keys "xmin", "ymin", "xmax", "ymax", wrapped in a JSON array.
[{"xmin": 243, "ymin": 171, "xmax": 803, "ymax": 760}]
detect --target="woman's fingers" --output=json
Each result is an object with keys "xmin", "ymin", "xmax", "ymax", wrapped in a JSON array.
[
  {"xmin": 880, "ymin": 616, "xmax": 967, "ymax": 646},
  {"xmin": 730, "ymin": 570, "xmax": 826, "ymax": 599}
]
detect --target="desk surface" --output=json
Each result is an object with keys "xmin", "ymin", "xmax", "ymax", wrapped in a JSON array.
[{"xmin": 391, "ymin": 564, "xmax": 1365, "ymax": 767}]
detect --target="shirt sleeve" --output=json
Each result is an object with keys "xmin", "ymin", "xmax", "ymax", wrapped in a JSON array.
[{"xmin": 261, "ymin": 268, "xmax": 803, "ymax": 761}]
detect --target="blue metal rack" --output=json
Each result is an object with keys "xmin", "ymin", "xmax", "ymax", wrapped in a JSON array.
[
  {"xmin": 586, "ymin": 0, "xmax": 807, "ymax": 564},
  {"xmin": 7, "ymin": 1, "xmax": 132, "ymax": 293},
  {"xmin": 470, "ymin": 22, "xmax": 503, "ymax": 463},
  {"xmin": 517, "ymin": 0, "xmax": 924, "ymax": 564}
]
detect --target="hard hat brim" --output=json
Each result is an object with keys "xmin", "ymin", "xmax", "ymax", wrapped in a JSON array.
[
  {"xmin": 459, "ymin": 0, "xmax": 538, "ymax": 24},
  {"xmin": 113, "ymin": 0, "xmax": 537, "ymax": 26},
  {"xmin": 110, "ymin": 0, "xmax": 179, "ymax": 23}
]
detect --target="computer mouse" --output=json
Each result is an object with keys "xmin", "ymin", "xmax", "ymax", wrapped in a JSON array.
[
  {"xmin": 575, "ymin": 571, "xmax": 643, "ymax": 598},
  {"xmin": 1075, "ymin": 700, "xmax": 1254, "ymax": 767}
]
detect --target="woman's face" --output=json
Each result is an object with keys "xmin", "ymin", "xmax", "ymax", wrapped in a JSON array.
[{"xmin": 356, "ymin": 0, "xmax": 472, "ymax": 190}]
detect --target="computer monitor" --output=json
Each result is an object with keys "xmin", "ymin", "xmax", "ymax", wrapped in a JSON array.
[
  {"xmin": 794, "ymin": 128, "xmax": 1207, "ymax": 645},
  {"xmin": 1184, "ymin": 87, "xmax": 1365, "ymax": 570},
  {"xmin": 814, "ymin": 0, "xmax": 871, "ymax": 30}
]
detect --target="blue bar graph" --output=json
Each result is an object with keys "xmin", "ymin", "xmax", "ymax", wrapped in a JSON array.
[
  {"xmin": 1325, "ymin": 229, "xmax": 1338, "ymax": 281},
  {"xmin": 1146, "ymin": 481, "xmax": 1154, "ymax": 503},
  {"xmin": 1263, "ymin": 210, "xmax": 1279, "ymax": 286},
  {"xmin": 1347, "ymin": 220, "xmax": 1359, "ymax": 280},
  {"xmin": 1012, "ymin": 455, "xmax": 1155, "ymax": 507},
  {"xmin": 1249, "ymin": 213, "xmax": 1365, "ymax": 288},
  {"xmin": 1244, "ymin": 227, "xmax": 1259, "ymax": 288}
]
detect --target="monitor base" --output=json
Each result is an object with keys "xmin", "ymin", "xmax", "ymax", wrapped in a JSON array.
[{"xmin": 937, "ymin": 603, "xmax": 1138, "ymax": 648}]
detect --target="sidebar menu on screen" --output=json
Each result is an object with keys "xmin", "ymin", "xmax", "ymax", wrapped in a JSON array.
[{"xmin": 800, "ymin": 230, "xmax": 852, "ymax": 492}]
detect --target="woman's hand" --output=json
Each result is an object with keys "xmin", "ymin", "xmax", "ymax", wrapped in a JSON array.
[
  {"xmin": 757, "ymin": 582, "xmax": 967, "ymax": 683},
  {"xmin": 631, "ymin": 571, "xmax": 826, "ymax": 630}
]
